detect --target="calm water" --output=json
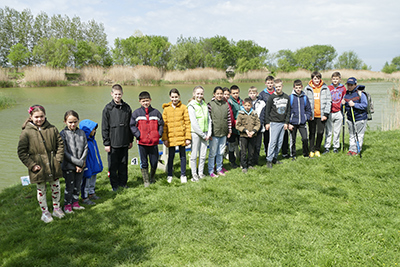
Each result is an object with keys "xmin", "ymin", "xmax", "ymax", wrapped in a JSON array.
[{"xmin": 0, "ymin": 81, "xmax": 396, "ymax": 190}]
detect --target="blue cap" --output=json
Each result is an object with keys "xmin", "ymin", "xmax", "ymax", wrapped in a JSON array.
[{"xmin": 346, "ymin": 77, "xmax": 357, "ymax": 84}]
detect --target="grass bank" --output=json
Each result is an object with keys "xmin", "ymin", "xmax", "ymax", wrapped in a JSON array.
[
  {"xmin": 0, "ymin": 93, "xmax": 16, "ymax": 109},
  {"xmin": 1, "ymin": 130, "xmax": 399, "ymax": 266}
]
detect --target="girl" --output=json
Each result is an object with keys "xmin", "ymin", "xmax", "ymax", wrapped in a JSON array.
[
  {"xmin": 162, "ymin": 88, "xmax": 191, "ymax": 183},
  {"xmin": 208, "ymin": 86, "xmax": 231, "ymax": 177},
  {"xmin": 60, "ymin": 110, "xmax": 88, "ymax": 213},
  {"xmin": 18, "ymin": 105, "xmax": 65, "ymax": 223},
  {"xmin": 187, "ymin": 86, "xmax": 211, "ymax": 181}
]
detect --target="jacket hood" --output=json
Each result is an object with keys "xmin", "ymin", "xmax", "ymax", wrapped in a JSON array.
[
  {"xmin": 162, "ymin": 100, "xmax": 182, "ymax": 109},
  {"xmin": 291, "ymin": 90, "xmax": 306, "ymax": 97},
  {"xmin": 79, "ymin": 119, "xmax": 98, "ymax": 138}
]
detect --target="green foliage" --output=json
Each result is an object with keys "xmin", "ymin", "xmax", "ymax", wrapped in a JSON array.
[
  {"xmin": 233, "ymin": 40, "xmax": 268, "ymax": 73},
  {"xmin": 7, "ymin": 44, "xmax": 31, "ymax": 71},
  {"xmin": 33, "ymin": 37, "xmax": 75, "ymax": 68},
  {"xmin": 74, "ymin": 40, "xmax": 112, "ymax": 68},
  {"xmin": 277, "ymin": 49, "xmax": 298, "ymax": 72},
  {"xmin": 335, "ymin": 50, "xmax": 364, "ymax": 70},
  {"xmin": 167, "ymin": 36, "xmax": 205, "ymax": 70},
  {"xmin": 382, "ymin": 56, "xmax": 400, "ymax": 74},
  {"xmin": 0, "ymin": 93, "xmax": 16, "ymax": 108}
]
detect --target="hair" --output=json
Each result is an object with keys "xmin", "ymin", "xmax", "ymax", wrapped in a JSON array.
[
  {"xmin": 274, "ymin": 78, "xmax": 283, "ymax": 84},
  {"xmin": 169, "ymin": 88, "xmax": 180, "ymax": 96},
  {"xmin": 188, "ymin": 85, "xmax": 205, "ymax": 103},
  {"xmin": 111, "ymin": 84, "xmax": 123, "ymax": 93},
  {"xmin": 22, "ymin": 105, "xmax": 46, "ymax": 129},
  {"xmin": 230, "ymin": 85, "xmax": 240, "ymax": 92},
  {"xmin": 248, "ymin": 86, "xmax": 258, "ymax": 93},
  {"xmin": 63, "ymin": 110, "xmax": 80, "ymax": 122},
  {"xmin": 139, "ymin": 91, "xmax": 151, "ymax": 100},
  {"xmin": 293, "ymin": 79, "xmax": 303, "ymax": 87},
  {"xmin": 265, "ymin": 75, "xmax": 275, "ymax": 82},
  {"xmin": 311, "ymin": 71, "xmax": 322, "ymax": 79},
  {"xmin": 213, "ymin": 86, "xmax": 223, "ymax": 94},
  {"xmin": 331, "ymin": 71, "xmax": 341, "ymax": 78},
  {"xmin": 222, "ymin": 87, "xmax": 230, "ymax": 93},
  {"xmin": 243, "ymin": 97, "xmax": 252, "ymax": 105}
]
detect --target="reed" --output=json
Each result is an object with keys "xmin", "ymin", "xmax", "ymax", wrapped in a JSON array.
[
  {"xmin": 133, "ymin": 65, "xmax": 162, "ymax": 85},
  {"xmin": 0, "ymin": 68, "xmax": 8, "ymax": 81},
  {"xmin": 81, "ymin": 66, "xmax": 105, "ymax": 85},
  {"xmin": 105, "ymin": 66, "xmax": 135, "ymax": 85},
  {"xmin": 382, "ymin": 101, "xmax": 400, "ymax": 130},
  {"xmin": 24, "ymin": 67, "xmax": 66, "ymax": 83},
  {"xmin": 233, "ymin": 69, "xmax": 269, "ymax": 82},
  {"xmin": 163, "ymin": 68, "xmax": 226, "ymax": 83}
]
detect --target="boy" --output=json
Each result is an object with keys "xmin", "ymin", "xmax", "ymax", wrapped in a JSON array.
[
  {"xmin": 264, "ymin": 79, "xmax": 290, "ymax": 168},
  {"xmin": 288, "ymin": 80, "xmax": 312, "ymax": 160},
  {"xmin": 228, "ymin": 85, "xmax": 243, "ymax": 168},
  {"xmin": 102, "ymin": 84, "xmax": 133, "ymax": 191},
  {"xmin": 323, "ymin": 71, "xmax": 347, "ymax": 154},
  {"xmin": 80, "ymin": 119, "xmax": 103, "ymax": 205},
  {"xmin": 130, "ymin": 91, "xmax": 164, "ymax": 187},
  {"xmin": 304, "ymin": 71, "xmax": 332, "ymax": 157},
  {"xmin": 248, "ymin": 86, "xmax": 266, "ymax": 165},
  {"xmin": 235, "ymin": 98, "xmax": 260, "ymax": 173},
  {"xmin": 342, "ymin": 77, "xmax": 368, "ymax": 156}
]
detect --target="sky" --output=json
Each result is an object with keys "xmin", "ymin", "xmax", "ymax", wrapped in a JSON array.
[{"xmin": 2, "ymin": 0, "xmax": 400, "ymax": 71}]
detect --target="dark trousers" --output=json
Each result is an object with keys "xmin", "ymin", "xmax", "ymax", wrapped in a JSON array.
[
  {"xmin": 167, "ymin": 146, "xmax": 186, "ymax": 176},
  {"xmin": 240, "ymin": 136, "xmax": 256, "ymax": 169},
  {"xmin": 254, "ymin": 132, "xmax": 263, "ymax": 165},
  {"xmin": 108, "ymin": 147, "xmax": 129, "ymax": 190},
  {"xmin": 308, "ymin": 118, "xmax": 326, "ymax": 152},
  {"xmin": 63, "ymin": 170, "xmax": 83, "ymax": 205},
  {"xmin": 138, "ymin": 145, "xmax": 159, "ymax": 170},
  {"xmin": 228, "ymin": 133, "xmax": 240, "ymax": 164},
  {"xmin": 290, "ymin": 124, "xmax": 309, "ymax": 157}
]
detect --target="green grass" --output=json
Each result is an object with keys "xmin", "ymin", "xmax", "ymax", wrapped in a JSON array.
[
  {"xmin": 0, "ymin": 94, "xmax": 16, "ymax": 109},
  {"xmin": 1, "ymin": 130, "xmax": 400, "ymax": 266}
]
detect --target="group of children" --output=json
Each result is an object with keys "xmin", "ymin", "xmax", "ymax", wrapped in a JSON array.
[{"xmin": 18, "ymin": 72, "xmax": 369, "ymax": 223}]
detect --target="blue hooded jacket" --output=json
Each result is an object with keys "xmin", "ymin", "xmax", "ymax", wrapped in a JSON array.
[
  {"xmin": 289, "ymin": 90, "xmax": 312, "ymax": 125},
  {"xmin": 79, "ymin": 119, "xmax": 103, "ymax": 178}
]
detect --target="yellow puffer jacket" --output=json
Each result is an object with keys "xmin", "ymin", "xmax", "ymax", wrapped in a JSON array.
[{"xmin": 162, "ymin": 101, "xmax": 191, "ymax": 147}]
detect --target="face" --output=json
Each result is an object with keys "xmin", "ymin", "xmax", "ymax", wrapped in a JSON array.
[
  {"xmin": 231, "ymin": 89, "xmax": 240, "ymax": 100},
  {"xmin": 214, "ymin": 89, "xmax": 224, "ymax": 101},
  {"xmin": 140, "ymin": 98, "xmax": 151, "ymax": 108},
  {"xmin": 265, "ymin": 80, "xmax": 274, "ymax": 90},
  {"xmin": 194, "ymin": 89, "xmax": 204, "ymax": 102},
  {"xmin": 331, "ymin": 76, "xmax": 341, "ymax": 86},
  {"xmin": 347, "ymin": 83, "xmax": 357, "ymax": 91},
  {"xmin": 223, "ymin": 90, "xmax": 230, "ymax": 100},
  {"xmin": 294, "ymin": 85, "xmax": 303, "ymax": 95},
  {"xmin": 170, "ymin": 92, "xmax": 180, "ymax": 105},
  {"xmin": 90, "ymin": 129, "xmax": 96, "ymax": 137},
  {"xmin": 312, "ymin": 76, "xmax": 321, "ymax": 86},
  {"xmin": 243, "ymin": 102, "xmax": 252, "ymax": 112},
  {"xmin": 248, "ymin": 91, "xmax": 258, "ymax": 100},
  {"xmin": 30, "ymin": 111, "xmax": 45, "ymax": 127},
  {"xmin": 65, "ymin": 115, "xmax": 79, "ymax": 131},
  {"xmin": 111, "ymin": 89, "xmax": 123, "ymax": 104},
  {"xmin": 275, "ymin": 82, "xmax": 283, "ymax": 95}
]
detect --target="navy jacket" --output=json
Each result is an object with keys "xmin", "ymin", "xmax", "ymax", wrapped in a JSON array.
[
  {"xmin": 289, "ymin": 91, "xmax": 312, "ymax": 125},
  {"xmin": 344, "ymin": 86, "xmax": 368, "ymax": 121},
  {"xmin": 79, "ymin": 119, "xmax": 103, "ymax": 178}
]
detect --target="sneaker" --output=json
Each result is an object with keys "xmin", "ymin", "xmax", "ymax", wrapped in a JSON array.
[
  {"xmin": 190, "ymin": 176, "xmax": 199, "ymax": 182},
  {"xmin": 242, "ymin": 168, "xmax": 248, "ymax": 173},
  {"xmin": 72, "ymin": 202, "xmax": 85, "ymax": 210},
  {"xmin": 266, "ymin": 162, "xmax": 273, "ymax": 169},
  {"xmin": 167, "ymin": 176, "xmax": 173, "ymax": 183},
  {"xmin": 333, "ymin": 148, "xmax": 339, "ymax": 153},
  {"xmin": 181, "ymin": 175, "xmax": 188, "ymax": 183},
  {"xmin": 217, "ymin": 171, "xmax": 225, "ymax": 176},
  {"xmin": 282, "ymin": 154, "xmax": 290, "ymax": 159},
  {"xmin": 274, "ymin": 160, "xmax": 283, "ymax": 165},
  {"xmin": 322, "ymin": 149, "xmax": 330, "ymax": 154},
  {"xmin": 82, "ymin": 198, "xmax": 96, "ymax": 205},
  {"xmin": 221, "ymin": 167, "xmax": 228, "ymax": 174},
  {"xmin": 199, "ymin": 174, "xmax": 206, "ymax": 179},
  {"xmin": 64, "ymin": 204, "xmax": 74, "ymax": 214},
  {"xmin": 89, "ymin": 194, "xmax": 100, "ymax": 200},
  {"xmin": 41, "ymin": 211, "xmax": 53, "ymax": 223},
  {"xmin": 292, "ymin": 157, "xmax": 296, "ymax": 161},
  {"xmin": 315, "ymin": 151, "xmax": 321, "ymax": 157},
  {"xmin": 347, "ymin": 151, "xmax": 356, "ymax": 156},
  {"xmin": 248, "ymin": 166, "xmax": 255, "ymax": 170},
  {"xmin": 210, "ymin": 173, "xmax": 219, "ymax": 178},
  {"xmin": 309, "ymin": 152, "xmax": 315, "ymax": 158},
  {"xmin": 52, "ymin": 208, "xmax": 65, "ymax": 219}
]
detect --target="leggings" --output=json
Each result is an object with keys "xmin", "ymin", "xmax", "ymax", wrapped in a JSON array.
[{"xmin": 37, "ymin": 178, "xmax": 61, "ymax": 212}]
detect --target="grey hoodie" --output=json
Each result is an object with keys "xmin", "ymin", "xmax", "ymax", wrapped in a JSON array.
[{"xmin": 60, "ymin": 127, "xmax": 88, "ymax": 171}]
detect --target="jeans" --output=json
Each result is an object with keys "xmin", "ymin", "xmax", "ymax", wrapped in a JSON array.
[{"xmin": 208, "ymin": 136, "xmax": 227, "ymax": 174}]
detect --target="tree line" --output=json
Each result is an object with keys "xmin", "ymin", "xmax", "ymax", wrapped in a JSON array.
[{"xmin": 2, "ymin": 6, "xmax": 399, "ymax": 73}]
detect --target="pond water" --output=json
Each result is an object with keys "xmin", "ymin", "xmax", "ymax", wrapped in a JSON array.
[{"xmin": 0, "ymin": 81, "xmax": 396, "ymax": 191}]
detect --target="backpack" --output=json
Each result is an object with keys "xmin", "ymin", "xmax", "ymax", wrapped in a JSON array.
[
  {"xmin": 358, "ymin": 88, "xmax": 374, "ymax": 120},
  {"xmin": 290, "ymin": 94, "xmax": 307, "ymax": 107}
]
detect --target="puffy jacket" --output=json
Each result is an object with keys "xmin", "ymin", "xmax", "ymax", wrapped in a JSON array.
[
  {"xmin": 162, "ymin": 101, "xmax": 191, "ymax": 147},
  {"xmin": 344, "ymin": 86, "xmax": 368, "ymax": 121},
  {"xmin": 258, "ymin": 88, "xmax": 275, "ymax": 103},
  {"xmin": 17, "ymin": 120, "xmax": 64, "ymax": 183},
  {"xmin": 236, "ymin": 108, "xmax": 261, "ymax": 137},
  {"xmin": 289, "ymin": 91, "xmax": 312, "ymax": 125},
  {"xmin": 60, "ymin": 127, "xmax": 88, "ymax": 171},
  {"xmin": 102, "ymin": 100, "xmax": 133, "ymax": 148},
  {"xmin": 305, "ymin": 82, "xmax": 332, "ymax": 119},
  {"xmin": 130, "ymin": 106, "xmax": 164, "ymax": 146},
  {"xmin": 79, "ymin": 119, "xmax": 103, "ymax": 178}
]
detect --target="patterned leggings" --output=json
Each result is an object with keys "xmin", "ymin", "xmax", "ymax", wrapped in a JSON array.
[{"xmin": 36, "ymin": 179, "xmax": 61, "ymax": 212}]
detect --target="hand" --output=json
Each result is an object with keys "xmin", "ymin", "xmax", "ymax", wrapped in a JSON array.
[
  {"xmin": 265, "ymin": 124, "xmax": 270, "ymax": 131},
  {"xmin": 32, "ymin": 165, "xmax": 41, "ymax": 172},
  {"xmin": 105, "ymin": 146, "xmax": 111, "ymax": 153},
  {"xmin": 128, "ymin": 143, "xmax": 133, "ymax": 149},
  {"xmin": 289, "ymin": 124, "xmax": 294, "ymax": 131},
  {"xmin": 341, "ymin": 99, "xmax": 346, "ymax": 105},
  {"xmin": 209, "ymin": 136, "xmax": 213, "ymax": 141},
  {"xmin": 284, "ymin": 124, "xmax": 288, "ymax": 130},
  {"xmin": 321, "ymin": 116, "xmax": 328, "ymax": 122},
  {"xmin": 349, "ymin": 100, "xmax": 355, "ymax": 107},
  {"xmin": 227, "ymin": 133, "xmax": 231, "ymax": 139},
  {"xmin": 164, "ymin": 140, "xmax": 169, "ymax": 147},
  {"xmin": 185, "ymin": 139, "xmax": 191, "ymax": 146},
  {"xmin": 76, "ymin": 166, "xmax": 83, "ymax": 173}
]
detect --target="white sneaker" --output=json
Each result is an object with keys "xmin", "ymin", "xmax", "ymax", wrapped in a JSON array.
[
  {"xmin": 41, "ymin": 211, "xmax": 53, "ymax": 223},
  {"xmin": 167, "ymin": 176, "xmax": 173, "ymax": 183},
  {"xmin": 199, "ymin": 174, "xmax": 206, "ymax": 179},
  {"xmin": 180, "ymin": 175, "xmax": 187, "ymax": 183}
]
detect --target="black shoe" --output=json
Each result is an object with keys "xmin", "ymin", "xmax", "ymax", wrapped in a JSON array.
[
  {"xmin": 230, "ymin": 162, "xmax": 239, "ymax": 169},
  {"xmin": 333, "ymin": 148, "xmax": 338, "ymax": 153},
  {"xmin": 292, "ymin": 157, "xmax": 296, "ymax": 161},
  {"xmin": 274, "ymin": 160, "xmax": 283, "ymax": 165},
  {"xmin": 282, "ymin": 154, "xmax": 290, "ymax": 159},
  {"xmin": 322, "ymin": 149, "xmax": 330, "ymax": 154},
  {"xmin": 266, "ymin": 162, "xmax": 273, "ymax": 169}
]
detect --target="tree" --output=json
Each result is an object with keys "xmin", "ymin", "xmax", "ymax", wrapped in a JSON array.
[
  {"xmin": 7, "ymin": 43, "xmax": 31, "ymax": 71},
  {"xmin": 233, "ymin": 40, "xmax": 268, "ymax": 72},
  {"xmin": 33, "ymin": 37, "xmax": 75, "ymax": 68},
  {"xmin": 335, "ymin": 51, "xmax": 364, "ymax": 69},
  {"xmin": 295, "ymin": 45, "xmax": 337, "ymax": 71},
  {"xmin": 167, "ymin": 36, "xmax": 205, "ymax": 70},
  {"xmin": 276, "ymin": 49, "xmax": 298, "ymax": 72},
  {"xmin": 381, "ymin": 61, "xmax": 397, "ymax": 74}
]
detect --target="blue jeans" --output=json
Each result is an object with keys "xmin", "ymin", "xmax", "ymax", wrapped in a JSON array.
[{"xmin": 208, "ymin": 136, "xmax": 227, "ymax": 174}]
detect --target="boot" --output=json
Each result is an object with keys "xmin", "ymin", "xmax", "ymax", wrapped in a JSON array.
[
  {"xmin": 150, "ymin": 168, "xmax": 156, "ymax": 184},
  {"xmin": 141, "ymin": 168, "xmax": 150, "ymax": 187}
]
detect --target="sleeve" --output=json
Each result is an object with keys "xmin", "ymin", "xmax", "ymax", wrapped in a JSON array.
[
  {"xmin": 54, "ymin": 128, "xmax": 64, "ymax": 163},
  {"xmin": 128, "ymin": 107, "xmax": 134, "ymax": 143},
  {"xmin": 323, "ymin": 88, "xmax": 332, "ymax": 117},
  {"xmin": 305, "ymin": 96, "xmax": 312, "ymax": 121},
  {"xmin": 188, "ymin": 105, "xmax": 205, "ymax": 139},
  {"xmin": 101, "ymin": 106, "xmax": 110, "ymax": 146},
  {"xmin": 79, "ymin": 132, "xmax": 88, "ymax": 167},
  {"xmin": 354, "ymin": 92, "xmax": 368, "ymax": 111},
  {"xmin": 284, "ymin": 97, "xmax": 291, "ymax": 124},
  {"xmin": 227, "ymin": 104, "xmax": 232, "ymax": 134},
  {"xmin": 183, "ymin": 106, "xmax": 191, "ymax": 140},
  {"xmin": 130, "ymin": 112, "xmax": 141, "ymax": 139},
  {"xmin": 259, "ymin": 104, "xmax": 266, "ymax": 128},
  {"xmin": 158, "ymin": 111, "xmax": 164, "ymax": 138},
  {"xmin": 17, "ymin": 131, "xmax": 36, "ymax": 170},
  {"xmin": 264, "ymin": 97, "xmax": 272, "ymax": 124},
  {"xmin": 207, "ymin": 112, "xmax": 212, "ymax": 137},
  {"xmin": 162, "ymin": 109, "xmax": 168, "ymax": 141},
  {"xmin": 253, "ymin": 114, "xmax": 260, "ymax": 133}
]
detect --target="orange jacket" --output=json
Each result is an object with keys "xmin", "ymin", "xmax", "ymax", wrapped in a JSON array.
[{"xmin": 162, "ymin": 101, "xmax": 191, "ymax": 147}]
